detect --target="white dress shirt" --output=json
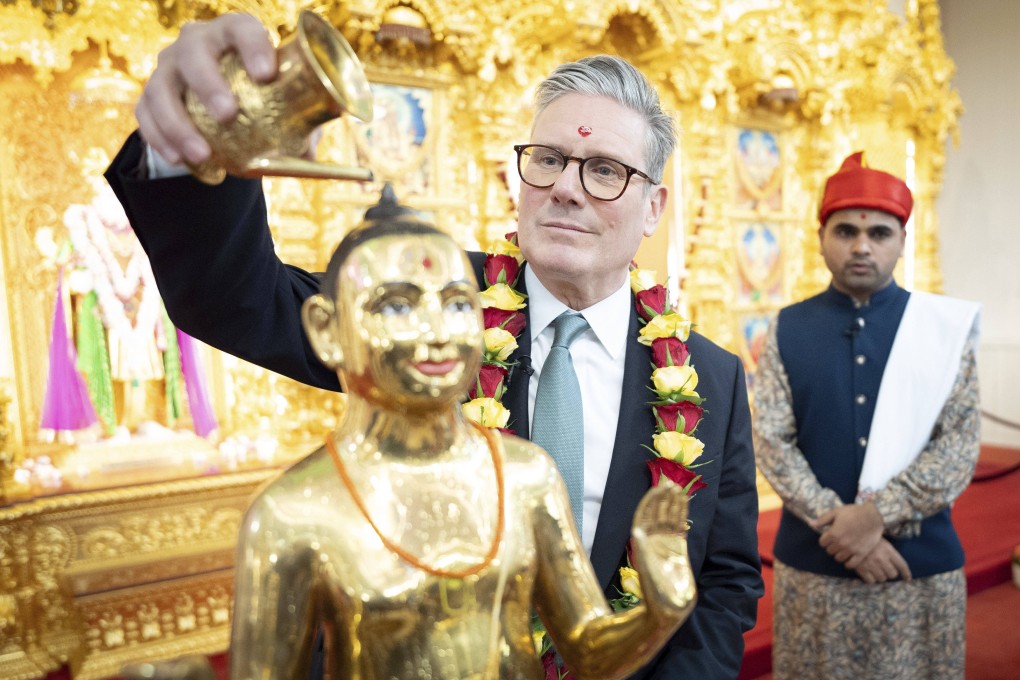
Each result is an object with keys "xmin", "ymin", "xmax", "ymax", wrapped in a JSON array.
[
  {"xmin": 524, "ymin": 267, "xmax": 630, "ymax": 556},
  {"xmin": 145, "ymin": 146, "xmax": 189, "ymax": 179}
]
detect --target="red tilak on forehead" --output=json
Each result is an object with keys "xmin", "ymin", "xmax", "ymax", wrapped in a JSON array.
[
  {"xmin": 860, "ymin": 213, "xmax": 867, "ymax": 219},
  {"xmin": 422, "ymin": 256, "xmax": 433, "ymax": 270},
  {"xmin": 578, "ymin": 125, "xmax": 592, "ymax": 137}
]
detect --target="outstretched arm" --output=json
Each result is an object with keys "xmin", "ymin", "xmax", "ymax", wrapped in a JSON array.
[
  {"xmin": 533, "ymin": 467, "xmax": 694, "ymax": 679},
  {"xmin": 105, "ymin": 11, "xmax": 339, "ymax": 389},
  {"xmin": 106, "ymin": 133, "xmax": 338, "ymax": 390}
]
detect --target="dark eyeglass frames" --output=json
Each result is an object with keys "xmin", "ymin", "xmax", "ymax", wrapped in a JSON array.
[{"xmin": 513, "ymin": 144, "xmax": 658, "ymax": 201}]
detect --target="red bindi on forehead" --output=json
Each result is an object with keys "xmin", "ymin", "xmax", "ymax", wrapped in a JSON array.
[
  {"xmin": 860, "ymin": 213, "xmax": 867, "ymax": 219},
  {"xmin": 422, "ymin": 256, "xmax": 433, "ymax": 270},
  {"xmin": 578, "ymin": 125, "xmax": 592, "ymax": 137}
]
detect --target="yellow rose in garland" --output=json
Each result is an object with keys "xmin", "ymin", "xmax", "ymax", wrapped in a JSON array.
[
  {"xmin": 653, "ymin": 430, "xmax": 706, "ymax": 466},
  {"xmin": 480, "ymin": 282, "xmax": 526, "ymax": 311},
  {"xmin": 638, "ymin": 311, "xmax": 692, "ymax": 345},
  {"xmin": 482, "ymin": 327, "xmax": 518, "ymax": 363},
  {"xmin": 462, "ymin": 397, "xmax": 511, "ymax": 430},
  {"xmin": 651, "ymin": 364, "xmax": 700, "ymax": 398}
]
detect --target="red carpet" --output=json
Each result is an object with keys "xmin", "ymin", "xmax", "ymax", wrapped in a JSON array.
[{"xmin": 739, "ymin": 446, "xmax": 1020, "ymax": 680}]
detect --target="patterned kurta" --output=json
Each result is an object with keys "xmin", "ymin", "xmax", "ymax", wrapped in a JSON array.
[{"xmin": 754, "ymin": 287, "xmax": 980, "ymax": 680}]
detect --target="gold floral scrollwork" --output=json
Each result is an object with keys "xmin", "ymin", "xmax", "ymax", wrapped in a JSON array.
[
  {"xmin": 207, "ymin": 586, "xmax": 230, "ymax": 625},
  {"xmin": 2, "ymin": 0, "xmax": 80, "ymax": 29},
  {"xmin": 0, "ymin": 2, "xmax": 962, "ymax": 678}
]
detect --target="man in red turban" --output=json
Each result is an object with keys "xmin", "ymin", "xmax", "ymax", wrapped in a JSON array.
[
  {"xmin": 755, "ymin": 151, "xmax": 981, "ymax": 679},
  {"xmin": 818, "ymin": 151, "xmax": 914, "ymax": 226},
  {"xmin": 811, "ymin": 151, "xmax": 914, "ymax": 304}
]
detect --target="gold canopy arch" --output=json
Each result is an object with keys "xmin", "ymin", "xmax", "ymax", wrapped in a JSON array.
[{"xmin": 0, "ymin": 1, "xmax": 960, "ymax": 677}]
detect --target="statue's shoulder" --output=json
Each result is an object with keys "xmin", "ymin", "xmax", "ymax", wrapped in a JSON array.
[
  {"xmin": 243, "ymin": 448, "xmax": 333, "ymax": 513},
  {"xmin": 498, "ymin": 431, "xmax": 560, "ymax": 484}
]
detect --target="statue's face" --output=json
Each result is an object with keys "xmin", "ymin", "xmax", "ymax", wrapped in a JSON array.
[{"xmin": 336, "ymin": 233, "xmax": 482, "ymax": 411}]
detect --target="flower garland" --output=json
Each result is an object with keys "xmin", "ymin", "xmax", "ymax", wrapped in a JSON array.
[
  {"xmin": 461, "ymin": 232, "xmax": 527, "ymax": 432},
  {"xmin": 462, "ymin": 233, "xmax": 710, "ymax": 678}
]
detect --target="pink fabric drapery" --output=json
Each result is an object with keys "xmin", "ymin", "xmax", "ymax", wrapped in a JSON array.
[
  {"xmin": 177, "ymin": 329, "xmax": 218, "ymax": 437},
  {"xmin": 40, "ymin": 269, "xmax": 98, "ymax": 431}
]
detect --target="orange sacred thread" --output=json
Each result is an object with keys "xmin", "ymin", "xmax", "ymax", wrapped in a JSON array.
[{"xmin": 326, "ymin": 421, "xmax": 505, "ymax": 580}]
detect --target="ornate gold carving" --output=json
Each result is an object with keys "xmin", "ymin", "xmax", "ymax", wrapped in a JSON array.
[
  {"xmin": 0, "ymin": 1, "xmax": 961, "ymax": 676},
  {"xmin": 0, "ymin": 471, "xmax": 271, "ymax": 680},
  {"xmin": 74, "ymin": 573, "xmax": 233, "ymax": 680}
]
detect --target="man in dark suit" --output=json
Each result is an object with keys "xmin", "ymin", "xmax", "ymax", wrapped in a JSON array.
[{"xmin": 106, "ymin": 13, "xmax": 762, "ymax": 678}]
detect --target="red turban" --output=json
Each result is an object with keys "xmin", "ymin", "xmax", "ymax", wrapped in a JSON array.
[{"xmin": 818, "ymin": 151, "xmax": 913, "ymax": 225}]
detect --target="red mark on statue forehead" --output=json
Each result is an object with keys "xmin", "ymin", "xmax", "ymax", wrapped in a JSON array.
[
  {"xmin": 422, "ymin": 256, "xmax": 433, "ymax": 270},
  {"xmin": 578, "ymin": 125, "xmax": 592, "ymax": 137}
]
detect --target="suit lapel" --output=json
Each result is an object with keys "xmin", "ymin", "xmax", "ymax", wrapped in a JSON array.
[{"xmin": 589, "ymin": 307, "xmax": 656, "ymax": 590}]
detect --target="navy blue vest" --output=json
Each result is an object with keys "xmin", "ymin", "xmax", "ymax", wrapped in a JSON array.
[{"xmin": 772, "ymin": 283, "xmax": 965, "ymax": 579}]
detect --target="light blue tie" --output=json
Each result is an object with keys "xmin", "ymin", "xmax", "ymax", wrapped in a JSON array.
[{"xmin": 531, "ymin": 312, "xmax": 589, "ymax": 534}]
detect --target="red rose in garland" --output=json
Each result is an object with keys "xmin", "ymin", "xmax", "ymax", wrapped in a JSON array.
[
  {"xmin": 484, "ymin": 253, "xmax": 521, "ymax": 288},
  {"xmin": 634, "ymin": 283, "xmax": 669, "ymax": 321},
  {"xmin": 648, "ymin": 457, "xmax": 709, "ymax": 492},
  {"xmin": 651, "ymin": 336, "xmax": 690, "ymax": 368},
  {"xmin": 470, "ymin": 363, "xmax": 509, "ymax": 400},
  {"xmin": 483, "ymin": 307, "xmax": 526, "ymax": 337},
  {"xmin": 654, "ymin": 400, "xmax": 704, "ymax": 434}
]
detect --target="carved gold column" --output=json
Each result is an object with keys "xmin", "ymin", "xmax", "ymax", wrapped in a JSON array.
[
  {"xmin": 789, "ymin": 125, "xmax": 837, "ymax": 301},
  {"xmin": 909, "ymin": 144, "xmax": 947, "ymax": 294},
  {"xmin": 682, "ymin": 114, "xmax": 734, "ymax": 348},
  {"xmin": 457, "ymin": 52, "xmax": 526, "ymax": 251}
]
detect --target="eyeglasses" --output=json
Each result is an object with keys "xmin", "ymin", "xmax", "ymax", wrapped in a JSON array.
[{"xmin": 513, "ymin": 144, "xmax": 658, "ymax": 202}]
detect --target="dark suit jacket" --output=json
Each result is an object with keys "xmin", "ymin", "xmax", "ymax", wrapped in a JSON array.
[{"xmin": 107, "ymin": 132, "xmax": 762, "ymax": 678}]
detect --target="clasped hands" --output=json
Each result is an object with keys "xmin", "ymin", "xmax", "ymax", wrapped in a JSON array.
[{"xmin": 810, "ymin": 502, "xmax": 912, "ymax": 584}]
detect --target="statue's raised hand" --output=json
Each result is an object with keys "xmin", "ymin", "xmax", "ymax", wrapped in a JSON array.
[{"xmin": 629, "ymin": 482, "xmax": 697, "ymax": 623}]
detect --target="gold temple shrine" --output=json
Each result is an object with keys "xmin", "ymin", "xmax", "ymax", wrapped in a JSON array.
[{"xmin": 0, "ymin": 1, "xmax": 961, "ymax": 678}]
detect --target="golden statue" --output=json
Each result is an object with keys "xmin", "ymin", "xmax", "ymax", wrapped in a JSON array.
[{"xmin": 125, "ymin": 190, "xmax": 695, "ymax": 680}]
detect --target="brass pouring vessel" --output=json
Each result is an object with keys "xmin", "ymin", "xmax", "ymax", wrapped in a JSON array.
[{"xmin": 185, "ymin": 10, "xmax": 374, "ymax": 185}]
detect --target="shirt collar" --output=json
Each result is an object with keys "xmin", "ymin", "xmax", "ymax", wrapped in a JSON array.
[
  {"xmin": 823, "ymin": 279, "xmax": 903, "ymax": 310},
  {"xmin": 524, "ymin": 267, "xmax": 631, "ymax": 360}
]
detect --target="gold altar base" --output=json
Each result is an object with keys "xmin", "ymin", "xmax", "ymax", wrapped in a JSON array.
[
  {"xmin": 0, "ymin": 470, "xmax": 277, "ymax": 680},
  {"xmin": 52, "ymin": 437, "xmax": 222, "ymax": 492},
  {"xmin": 71, "ymin": 571, "xmax": 233, "ymax": 680}
]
